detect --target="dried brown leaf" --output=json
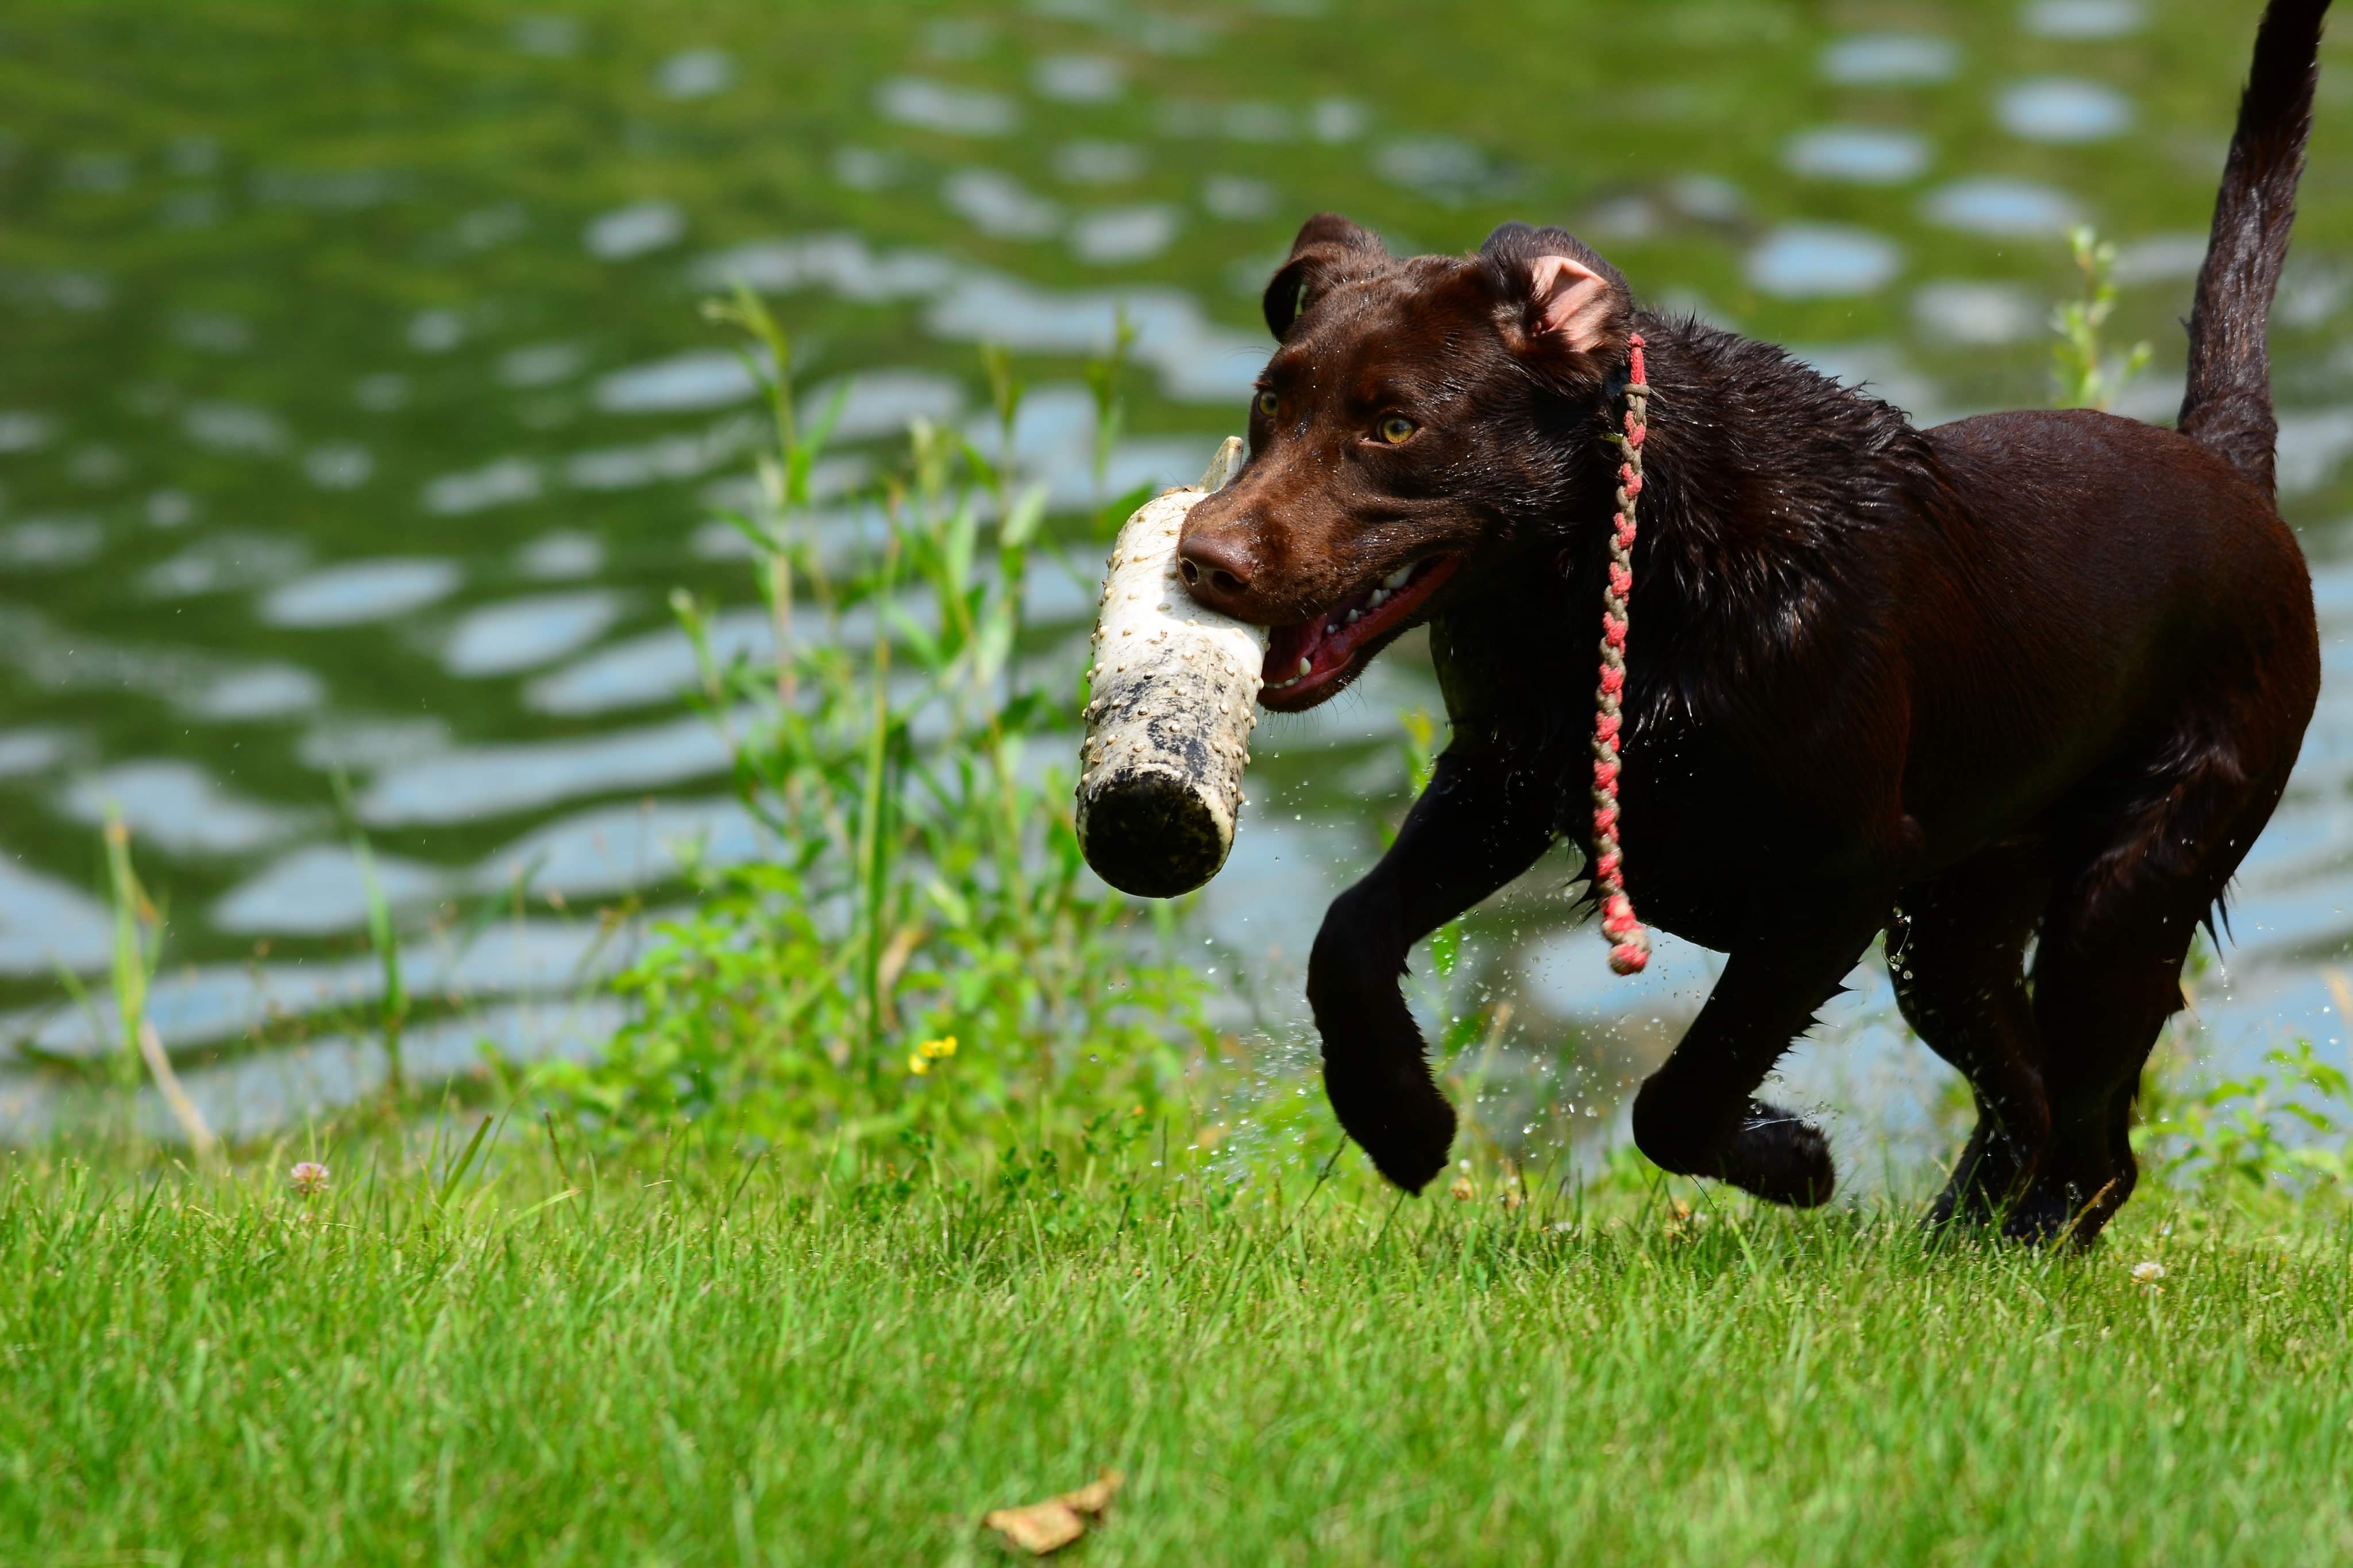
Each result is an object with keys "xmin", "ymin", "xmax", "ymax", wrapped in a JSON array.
[
  {"xmin": 983, "ymin": 1500, "xmax": 1085, "ymax": 1554},
  {"xmin": 1059, "ymin": 1471, "xmax": 1123, "ymax": 1516},
  {"xmin": 982, "ymin": 1471, "xmax": 1124, "ymax": 1555}
]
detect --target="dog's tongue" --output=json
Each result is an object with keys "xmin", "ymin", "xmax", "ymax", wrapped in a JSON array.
[
  {"xmin": 1264, "ymin": 619, "xmax": 1330, "ymax": 684},
  {"xmin": 1258, "ymin": 555, "xmax": 1461, "ymax": 697}
]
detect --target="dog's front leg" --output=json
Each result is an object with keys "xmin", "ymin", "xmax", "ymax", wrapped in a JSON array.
[
  {"xmin": 1307, "ymin": 744, "xmax": 1557, "ymax": 1191},
  {"xmin": 1629, "ymin": 903, "xmax": 1887, "ymax": 1206}
]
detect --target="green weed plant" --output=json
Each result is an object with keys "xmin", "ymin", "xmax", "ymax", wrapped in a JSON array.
[
  {"xmin": 534, "ymin": 291, "xmax": 1217, "ymax": 1154},
  {"xmin": 2138, "ymin": 1037, "xmax": 2353, "ymax": 1196},
  {"xmin": 2052, "ymin": 225, "xmax": 2156, "ymax": 412}
]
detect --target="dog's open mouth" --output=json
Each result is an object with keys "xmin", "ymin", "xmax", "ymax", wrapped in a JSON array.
[{"xmin": 1260, "ymin": 554, "xmax": 1461, "ymax": 709}]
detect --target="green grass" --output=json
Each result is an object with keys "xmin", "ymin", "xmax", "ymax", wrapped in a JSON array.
[{"xmin": 3, "ymin": 1144, "xmax": 2349, "ymax": 1565}]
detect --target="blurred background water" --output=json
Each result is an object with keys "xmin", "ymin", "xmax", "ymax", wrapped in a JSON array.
[{"xmin": 3, "ymin": 0, "xmax": 2352, "ymax": 1163}]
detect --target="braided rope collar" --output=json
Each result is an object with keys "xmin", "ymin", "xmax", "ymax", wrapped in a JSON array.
[{"xmin": 1591, "ymin": 334, "xmax": 1651, "ymax": 975}]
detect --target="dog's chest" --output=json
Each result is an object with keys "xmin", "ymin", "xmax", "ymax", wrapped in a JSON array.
[
  {"xmin": 1436, "ymin": 608, "xmax": 1817, "ymax": 944},
  {"xmin": 1600, "ymin": 713, "xmax": 1784, "ymax": 945}
]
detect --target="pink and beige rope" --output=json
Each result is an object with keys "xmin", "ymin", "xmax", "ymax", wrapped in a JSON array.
[{"xmin": 1592, "ymin": 333, "xmax": 1651, "ymax": 975}]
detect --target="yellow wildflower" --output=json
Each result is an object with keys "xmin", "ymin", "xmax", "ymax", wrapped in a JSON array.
[
  {"xmin": 917, "ymin": 1034, "xmax": 958, "ymax": 1060},
  {"xmin": 907, "ymin": 1052, "xmax": 930, "ymax": 1076}
]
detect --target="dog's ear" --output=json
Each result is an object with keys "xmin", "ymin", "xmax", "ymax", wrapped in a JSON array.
[
  {"xmin": 1525, "ymin": 254, "xmax": 1619, "ymax": 354},
  {"xmin": 1482, "ymin": 222, "xmax": 1631, "ymax": 374},
  {"xmin": 1263, "ymin": 213, "xmax": 1388, "ymax": 341}
]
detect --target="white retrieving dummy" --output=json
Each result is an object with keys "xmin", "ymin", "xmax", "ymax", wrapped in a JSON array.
[{"xmin": 1077, "ymin": 438, "xmax": 1264, "ymax": 897}]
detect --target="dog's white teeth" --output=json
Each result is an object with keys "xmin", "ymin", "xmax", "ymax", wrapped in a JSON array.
[
  {"xmin": 1345, "ymin": 609, "xmax": 1361, "ymax": 624},
  {"xmin": 1326, "ymin": 621, "xmax": 1338, "ymax": 635},
  {"xmin": 1298, "ymin": 658, "xmax": 1312, "ymax": 677},
  {"xmin": 1368, "ymin": 588, "xmax": 1388, "ymax": 608},
  {"xmin": 1382, "ymin": 566, "xmax": 1413, "ymax": 590}
]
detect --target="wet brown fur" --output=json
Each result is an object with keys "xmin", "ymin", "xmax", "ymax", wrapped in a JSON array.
[{"xmin": 1176, "ymin": 0, "xmax": 2327, "ymax": 1241}]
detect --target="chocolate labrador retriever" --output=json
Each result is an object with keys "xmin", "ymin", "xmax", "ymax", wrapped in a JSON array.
[{"xmin": 1176, "ymin": 0, "xmax": 2328, "ymax": 1242}]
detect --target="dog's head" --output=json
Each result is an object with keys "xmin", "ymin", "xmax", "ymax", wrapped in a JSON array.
[{"xmin": 1179, "ymin": 214, "xmax": 1634, "ymax": 711}]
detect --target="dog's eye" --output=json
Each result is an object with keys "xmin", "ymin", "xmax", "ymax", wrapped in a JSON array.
[
  {"xmin": 1378, "ymin": 415, "xmax": 1417, "ymax": 445},
  {"xmin": 1256, "ymin": 390, "xmax": 1279, "ymax": 418}
]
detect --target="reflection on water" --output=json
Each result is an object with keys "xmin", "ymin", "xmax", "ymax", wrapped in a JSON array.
[
  {"xmin": 1785, "ymin": 126, "xmax": 1933, "ymax": 186},
  {"xmin": 358, "ymin": 714, "xmax": 737, "ymax": 826},
  {"xmin": 213, "ymin": 844, "xmax": 439, "ymax": 937},
  {"xmin": 525, "ymin": 609, "xmax": 761, "ymax": 716},
  {"xmin": 1748, "ymin": 225, "xmax": 1905, "ymax": 299},
  {"xmin": 0, "ymin": 997, "xmax": 627, "ymax": 1146},
  {"xmin": 592, "ymin": 352, "xmax": 763, "ymax": 415},
  {"xmin": 142, "ymin": 531, "xmax": 310, "ymax": 600},
  {"xmin": 1997, "ymin": 78, "xmax": 2135, "ymax": 144},
  {"xmin": 0, "ymin": 858, "xmax": 110, "ymax": 977},
  {"xmin": 62, "ymin": 760, "xmax": 304, "ymax": 858},
  {"xmin": 877, "ymin": 76, "xmax": 1022, "ymax": 138},
  {"xmin": 944, "ymin": 167, "xmax": 1064, "ymax": 240},
  {"xmin": 442, "ymin": 590, "xmax": 627, "ymax": 678},
  {"xmin": 2, "ymin": 915, "xmax": 640, "ymax": 1061},
  {"xmin": 1912, "ymin": 281, "xmax": 2044, "ymax": 346},
  {"xmin": 263, "ymin": 558, "xmax": 463, "ymax": 628},
  {"xmin": 1923, "ymin": 177, "xmax": 2085, "ymax": 238},
  {"xmin": 2023, "ymin": 1, "xmax": 2147, "ymax": 40},
  {"xmin": 1, "ymin": 0, "xmax": 2351, "ymax": 1149},
  {"xmin": 585, "ymin": 201, "xmax": 688, "ymax": 262},
  {"xmin": 1819, "ymin": 33, "xmax": 1961, "ymax": 87},
  {"xmin": 475, "ymin": 796, "xmax": 767, "ymax": 902},
  {"xmin": 1070, "ymin": 203, "xmax": 1183, "ymax": 265}
]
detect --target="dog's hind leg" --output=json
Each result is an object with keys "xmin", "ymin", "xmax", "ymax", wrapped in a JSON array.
[
  {"xmin": 1888, "ymin": 847, "xmax": 2053, "ymax": 1229},
  {"xmin": 2012, "ymin": 728, "xmax": 2293, "ymax": 1245},
  {"xmin": 1629, "ymin": 899, "xmax": 1887, "ymax": 1207}
]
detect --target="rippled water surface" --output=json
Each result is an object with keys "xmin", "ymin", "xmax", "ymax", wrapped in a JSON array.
[{"xmin": 5, "ymin": 0, "xmax": 2353, "ymax": 1152}]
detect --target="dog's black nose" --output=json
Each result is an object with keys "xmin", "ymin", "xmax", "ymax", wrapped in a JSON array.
[{"xmin": 1177, "ymin": 530, "xmax": 1256, "ymax": 614}]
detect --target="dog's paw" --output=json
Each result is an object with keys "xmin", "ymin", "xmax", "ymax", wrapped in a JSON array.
[
  {"xmin": 2001, "ymin": 1160, "xmax": 2132, "ymax": 1248},
  {"xmin": 1723, "ymin": 1101, "xmax": 1836, "ymax": 1208},
  {"xmin": 1923, "ymin": 1121, "xmax": 2036, "ymax": 1232},
  {"xmin": 1322, "ymin": 1047, "xmax": 1456, "ymax": 1194}
]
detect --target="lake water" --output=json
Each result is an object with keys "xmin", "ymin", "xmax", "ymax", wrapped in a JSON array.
[{"xmin": 4, "ymin": 0, "xmax": 2352, "ymax": 1160}]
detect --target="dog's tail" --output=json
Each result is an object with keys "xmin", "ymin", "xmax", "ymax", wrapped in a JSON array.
[{"xmin": 2178, "ymin": 0, "xmax": 2332, "ymax": 500}]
